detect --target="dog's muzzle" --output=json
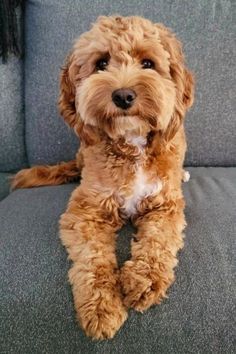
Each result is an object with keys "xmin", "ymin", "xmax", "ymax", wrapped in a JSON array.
[{"xmin": 112, "ymin": 88, "xmax": 136, "ymax": 109}]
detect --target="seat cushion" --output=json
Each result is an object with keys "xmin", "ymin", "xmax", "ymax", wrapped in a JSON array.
[
  {"xmin": 0, "ymin": 173, "xmax": 12, "ymax": 201},
  {"xmin": 24, "ymin": 0, "xmax": 235, "ymax": 166},
  {"xmin": 0, "ymin": 168, "xmax": 235, "ymax": 353}
]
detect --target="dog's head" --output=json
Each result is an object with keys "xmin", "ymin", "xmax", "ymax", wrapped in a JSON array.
[{"xmin": 59, "ymin": 16, "xmax": 194, "ymax": 144}]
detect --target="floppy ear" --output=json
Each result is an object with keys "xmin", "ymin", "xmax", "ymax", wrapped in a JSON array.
[
  {"xmin": 156, "ymin": 24, "xmax": 194, "ymax": 142},
  {"xmin": 58, "ymin": 53, "xmax": 79, "ymax": 129},
  {"xmin": 58, "ymin": 53, "xmax": 99, "ymax": 145},
  {"xmin": 182, "ymin": 68, "xmax": 194, "ymax": 109}
]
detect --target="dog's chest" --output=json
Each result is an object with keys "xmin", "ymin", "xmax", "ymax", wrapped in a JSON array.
[
  {"xmin": 119, "ymin": 136, "xmax": 162, "ymax": 217},
  {"xmin": 121, "ymin": 166, "xmax": 162, "ymax": 217}
]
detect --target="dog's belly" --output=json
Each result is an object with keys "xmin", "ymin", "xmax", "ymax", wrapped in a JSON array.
[{"xmin": 121, "ymin": 165, "xmax": 162, "ymax": 217}]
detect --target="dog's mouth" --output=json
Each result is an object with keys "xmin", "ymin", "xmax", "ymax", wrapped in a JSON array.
[
  {"xmin": 105, "ymin": 111, "xmax": 143, "ymax": 122},
  {"xmin": 98, "ymin": 110, "xmax": 159, "ymax": 140},
  {"xmin": 115, "ymin": 111, "xmax": 135, "ymax": 118},
  {"xmin": 112, "ymin": 111, "xmax": 158, "ymax": 129},
  {"xmin": 111, "ymin": 104, "xmax": 142, "ymax": 118}
]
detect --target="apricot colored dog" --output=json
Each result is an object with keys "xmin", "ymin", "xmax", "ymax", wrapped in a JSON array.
[{"xmin": 13, "ymin": 16, "xmax": 194, "ymax": 339}]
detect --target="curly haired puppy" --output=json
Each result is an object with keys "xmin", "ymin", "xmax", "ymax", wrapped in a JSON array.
[{"xmin": 13, "ymin": 16, "xmax": 194, "ymax": 339}]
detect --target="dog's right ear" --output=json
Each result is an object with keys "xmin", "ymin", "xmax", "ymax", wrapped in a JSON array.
[
  {"xmin": 58, "ymin": 54, "xmax": 100, "ymax": 146},
  {"xmin": 58, "ymin": 54, "xmax": 79, "ymax": 130}
]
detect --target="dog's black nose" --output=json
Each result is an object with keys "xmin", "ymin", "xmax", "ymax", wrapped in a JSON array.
[{"xmin": 112, "ymin": 88, "xmax": 136, "ymax": 109}]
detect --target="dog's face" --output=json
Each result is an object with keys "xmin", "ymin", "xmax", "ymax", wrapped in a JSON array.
[{"xmin": 59, "ymin": 16, "xmax": 194, "ymax": 143}]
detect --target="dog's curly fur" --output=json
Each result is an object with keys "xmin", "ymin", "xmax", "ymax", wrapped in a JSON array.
[{"xmin": 12, "ymin": 16, "xmax": 194, "ymax": 339}]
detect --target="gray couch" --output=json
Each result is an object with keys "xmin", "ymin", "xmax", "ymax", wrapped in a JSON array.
[{"xmin": 0, "ymin": 1, "xmax": 235, "ymax": 353}]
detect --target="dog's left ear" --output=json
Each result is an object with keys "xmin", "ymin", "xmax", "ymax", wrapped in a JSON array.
[{"xmin": 156, "ymin": 24, "xmax": 195, "ymax": 142}]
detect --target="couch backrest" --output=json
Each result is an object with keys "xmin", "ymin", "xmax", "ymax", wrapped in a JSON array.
[
  {"xmin": 1, "ymin": 0, "xmax": 235, "ymax": 171},
  {"xmin": 0, "ymin": 7, "xmax": 27, "ymax": 172}
]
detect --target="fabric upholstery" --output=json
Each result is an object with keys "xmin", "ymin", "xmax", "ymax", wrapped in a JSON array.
[
  {"xmin": 24, "ymin": 0, "xmax": 235, "ymax": 167},
  {"xmin": 0, "ymin": 5, "xmax": 27, "ymax": 172},
  {"xmin": 0, "ymin": 56, "xmax": 27, "ymax": 172},
  {"xmin": 0, "ymin": 168, "xmax": 235, "ymax": 353},
  {"xmin": 0, "ymin": 172, "xmax": 12, "ymax": 201}
]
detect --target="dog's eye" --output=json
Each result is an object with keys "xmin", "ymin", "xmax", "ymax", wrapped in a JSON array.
[
  {"xmin": 96, "ymin": 58, "xmax": 109, "ymax": 71},
  {"xmin": 141, "ymin": 59, "xmax": 155, "ymax": 69}
]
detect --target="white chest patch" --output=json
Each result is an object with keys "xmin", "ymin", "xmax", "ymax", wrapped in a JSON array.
[
  {"xmin": 122, "ymin": 165, "xmax": 162, "ymax": 217},
  {"xmin": 126, "ymin": 136, "xmax": 147, "ymax": 151}
]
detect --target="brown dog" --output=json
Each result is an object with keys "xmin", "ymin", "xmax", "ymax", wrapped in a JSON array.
[{"xmin": 12, "ymin": 16, "xmax": 194, "ymax": 339}]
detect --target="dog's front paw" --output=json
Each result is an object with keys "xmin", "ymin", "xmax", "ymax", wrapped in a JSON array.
[
  {"xmin": 120, "ymin": 259, "xmax": 174, "ymax": 312},
  {"xmin": 74, "ymin": 285, "xmax": 127, "ymax": 340}
]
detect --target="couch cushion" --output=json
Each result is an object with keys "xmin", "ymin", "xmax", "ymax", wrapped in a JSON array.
[
  {"xmin": 0, "ymin": 172, "xmax": 12, "ymax": 201},
  {"xmin": 0, "ymin": 168, "xmax": 235, "ymax": 353},
  {"xmin": 24, "ymin": 0, "xmax": 235, "ymax": 167}
]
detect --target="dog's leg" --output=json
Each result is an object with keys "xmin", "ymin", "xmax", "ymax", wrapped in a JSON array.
[
  {"xmin": 60, "ymin": 187, "xmax": 127, "ymax": 339},
  {"xmin": 120, "ymin": 198, "xmax": 185, "ymax": 312}
]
